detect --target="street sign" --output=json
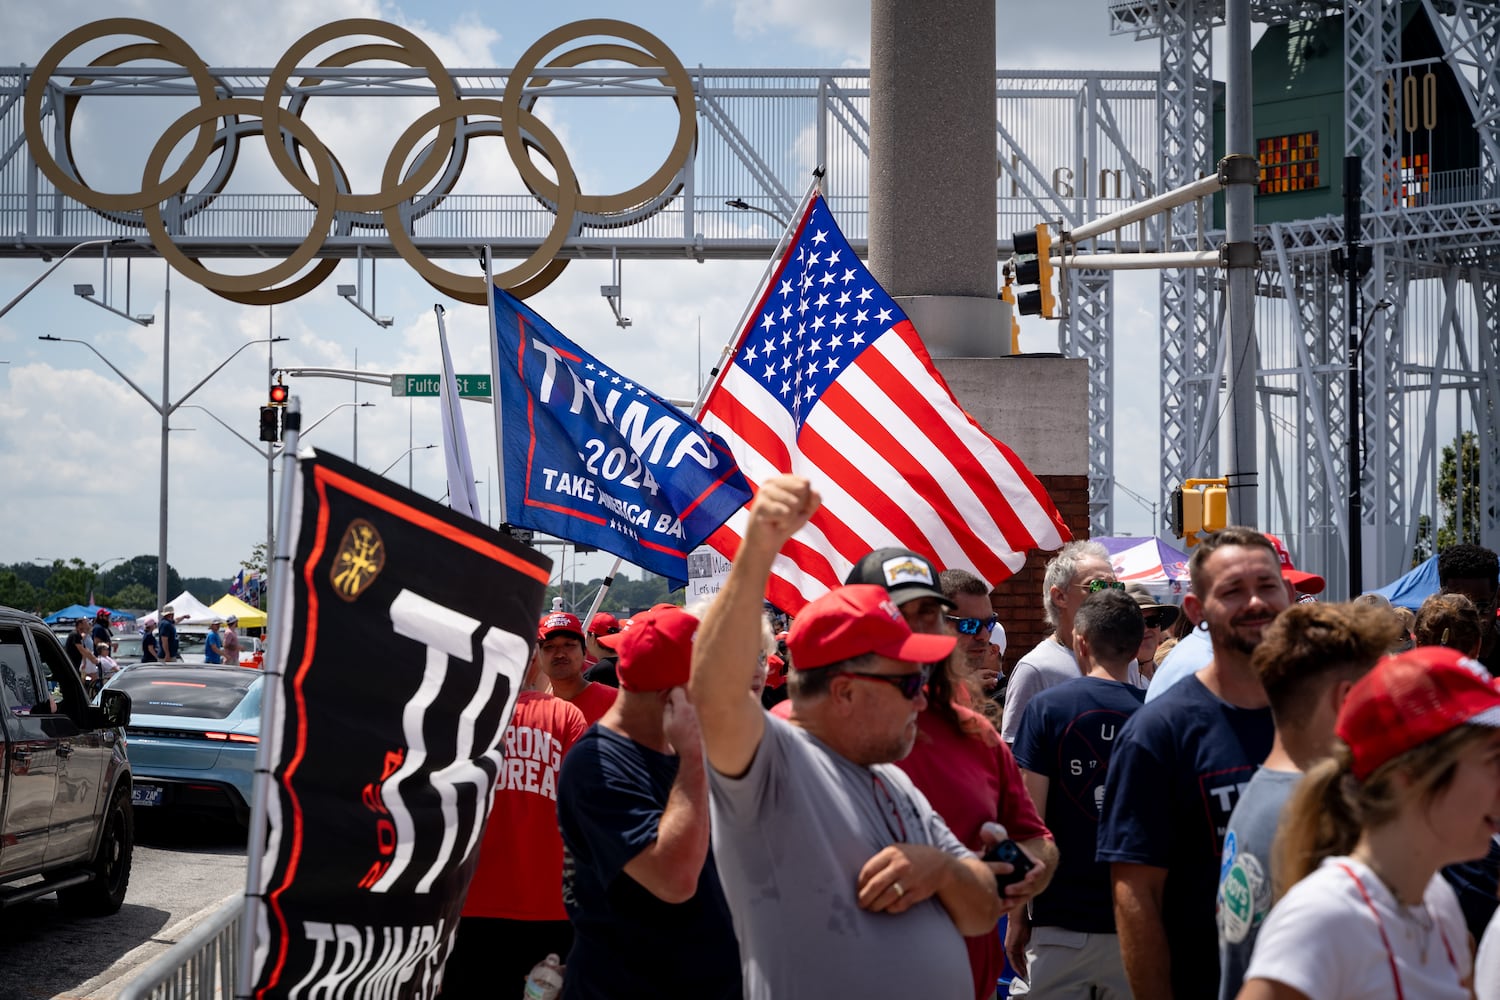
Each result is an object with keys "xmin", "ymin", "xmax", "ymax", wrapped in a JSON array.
[{"xmin": 390, "ymin": 373, "xmax": 492, "ymax": 398}]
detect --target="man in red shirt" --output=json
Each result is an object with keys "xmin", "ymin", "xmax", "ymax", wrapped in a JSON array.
[
  {"xmin": 443, "ymin": 647, "xmax": 588, "ymax": 998},
  {"xmin": 536, "ymin": 612, "xmax": 617, "ymax": 725}
]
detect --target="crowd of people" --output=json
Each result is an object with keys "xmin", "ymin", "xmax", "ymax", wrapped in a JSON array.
[
  {"xmin": 59, "ymin": 605, "xmax": 260, "ymax": 693},
  {"xmin": 448, "ymin": 475, "xmax": 1500, "ymax": 1000}
]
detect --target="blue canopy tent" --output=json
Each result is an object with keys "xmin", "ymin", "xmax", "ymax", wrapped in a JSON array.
[
  {"xmin": 41, "ymin": 604, "xmax": 137, "ymax": 628},
  {"xmin": 1369, "ymin": 555, "xmax": 1441, "ymax": 609}
]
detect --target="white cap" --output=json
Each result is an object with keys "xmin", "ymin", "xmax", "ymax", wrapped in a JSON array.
[{"xmin": 988, "ymin": 621, "xmax": 1008, "ymax": 657}]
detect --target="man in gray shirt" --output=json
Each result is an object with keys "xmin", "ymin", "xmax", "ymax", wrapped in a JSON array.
[
  {"xmin": 1216, "ymin": 600, "xmax": 1396, "ymax": 1000},
  {"xmin": 691, "ymin": 476, "xmax": 1009, "ymax": 999}
]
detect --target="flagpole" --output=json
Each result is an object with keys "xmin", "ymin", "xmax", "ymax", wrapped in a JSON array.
[
  {"xmin": 579, "ymin": 169, "xmax": 825, "ymax": 623},
  {"xmin": 483, "ymin": 246, "xmax": 508, "ymax": 528},
  {"xmin": 237, "ymin": 395, "xmax": 303, "ymax": 999}
]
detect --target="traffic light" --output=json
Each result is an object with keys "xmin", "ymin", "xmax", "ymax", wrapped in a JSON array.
[
  {"xmin": 1013, "ymin": 223, "xmax": 1057, "ymax": 319},
  {"xmin": 258, "ymin": 406, "xmax": 280, "ymax": 443},
  {"xmin": 1171, "ymin": 477, "xmax": 1229, "ymax": 546},
  {"xmin": 999, "ymin": 275, "xmax": 1022, "ymax": 353},
  {"xmin": 268, "ymin": 382, "xmax": 289, "ymax": 406}
]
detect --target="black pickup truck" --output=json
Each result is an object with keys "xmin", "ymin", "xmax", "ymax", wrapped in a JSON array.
[{"xmin": 0, "ymin": 604, "xmax": 134, "ymax": 914}]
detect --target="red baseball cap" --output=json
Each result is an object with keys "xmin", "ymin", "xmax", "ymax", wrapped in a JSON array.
[
  {"xmin": 1336, "ymin": 645, "xmax": 1500, "ymax": 780},
  {"xmin": 598, "ymin": 606, "xmax": 698, "ymax": 692},
  {"xmin": 1263, "ymin": 533, "xmax": 1325, "ymax": 595},
  {"xmin": 537, "ymin": 612, "xmax": 585, "ymax": 643},
  {"xmin": 587, "ymin": 612, "xmax": 621, "ymax": 637},
  {"xmin": 788, "ymin": 584, "xmax": 956, "ymax": 672}
]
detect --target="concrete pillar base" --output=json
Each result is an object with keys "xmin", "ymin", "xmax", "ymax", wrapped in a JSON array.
[{"xmin": 899, "ymin": 295, "xmax": 1010, "ymax": 359}]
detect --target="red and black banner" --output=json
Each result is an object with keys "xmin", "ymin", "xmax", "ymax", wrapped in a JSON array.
[{"xmin": 250, "ymin": 451, "xmax": 551, "ymax": 999}]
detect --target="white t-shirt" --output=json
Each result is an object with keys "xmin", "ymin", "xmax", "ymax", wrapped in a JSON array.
[
  {"xmin": 1477, "ymin": 905, "xmax": 1500, "ymax": 1000},
  {"xmin": 1244, "ymin": 856, "xmax": 1471, "ymax": 1000},
  {"xmin": 1000, "ymin": 636, "xmax": 1145, "ymax": 743}
]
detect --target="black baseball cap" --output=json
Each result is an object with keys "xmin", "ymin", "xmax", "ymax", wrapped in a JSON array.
[{"xmin": 844, "ymin": 547, "xmax": 954, "ymax": 610}]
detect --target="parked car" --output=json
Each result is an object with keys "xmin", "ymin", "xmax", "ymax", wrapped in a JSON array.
[
  {"xmin": 0, "ymin": 605, "xmax": 134, "ymax": 914},
  {"xmin": 104, "ymin": 664, "xmax": 261, "ymax": 826},
  {"xmin": 109, "ymin": 633, "xmax": 144, "ymax": 665}
]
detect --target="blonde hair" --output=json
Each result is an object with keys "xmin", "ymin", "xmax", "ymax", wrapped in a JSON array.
[
  {"xmin": 1271, "ymin": 725, "xmax": 1491, "ymax": 898},
  {"xmin": 1414, "ymin": 592, "xmax": 1482, "ymax": 655}
]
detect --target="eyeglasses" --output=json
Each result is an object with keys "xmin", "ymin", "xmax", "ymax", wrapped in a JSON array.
[
  {"xmin": 946, "ymin": 613, "xmax": 998, "ymax": 636},
  {"xmin": 1073, "ymin": 579, "xmax": 1126, "ymax": 594},
  {"xmin": 1142, "ymin": 612, "xmax": 1167, "ymax": 629},
  {"xmin": 840, "ymin": 666, "xmax": 930, "ymax": 700}
]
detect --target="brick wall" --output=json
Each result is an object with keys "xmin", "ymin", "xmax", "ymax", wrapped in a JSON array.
[{"xmin": 989, "ymin": 473, "xmax": 1091, "ymax": 674}]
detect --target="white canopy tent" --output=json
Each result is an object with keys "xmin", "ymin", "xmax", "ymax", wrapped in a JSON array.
[{"xmin": 138, "ymin": 591, "xmax": 216, "ymax": 631}]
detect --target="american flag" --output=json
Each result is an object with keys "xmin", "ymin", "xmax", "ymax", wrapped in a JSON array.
[{"xmin": 699, "ymin": 194, "xmax": 1070, "ymax": 612}]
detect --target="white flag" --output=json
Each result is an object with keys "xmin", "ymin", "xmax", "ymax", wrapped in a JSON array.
[{"xmin": 436, "ymin": 305, "xmax": 481, "ymax": 519}]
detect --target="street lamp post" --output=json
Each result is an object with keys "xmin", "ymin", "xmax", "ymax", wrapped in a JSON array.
[
  {"xmin": 380, "ymin": 443, "xmax": 437, "ymax": 477},
  {"xmin": 725, "ymin": 198, "xmax": 790, "ymax": 228},
  {"xmin": 0, "ymin": 237, "xmax": 138, "ymax": 320},
  {"xmin": 40, "ymin": 298, "xmax": 288, "ymax": 611}
]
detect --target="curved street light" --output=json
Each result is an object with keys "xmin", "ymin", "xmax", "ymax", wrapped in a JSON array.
[
  {"xmin": 0, "ymin": 237, "xmax": 138, "ymax": 320},
  {"xmin": 39, "ymin": 311, "xmax": 289, "ymax": 610},
  {"xmin": 380, "ymin": 443, "xmax": 437, "ymax": 477},
  {"xmin": 725, "ymin": 198, "xmax": 791, "ymax": 228}
]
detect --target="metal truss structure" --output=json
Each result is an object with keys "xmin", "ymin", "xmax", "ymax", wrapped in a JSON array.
[
  {"xmin": 9, "ymin": 3, "xmax": 1499, "ymax": 589},
  {"xmin": 1110, "ymin": 0, "xmax": 1500, "ymax": 596}
]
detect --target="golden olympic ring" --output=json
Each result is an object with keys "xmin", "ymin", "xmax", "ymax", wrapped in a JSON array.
[
  {"xmin": 382, "ymin": 99, "xmax": 580, "ymax": 306},
  {"xmin": 141, "ymin": 98, "xmax": 338, "ymax": 298},
  {"xmin": 23, "ymin": 18, "xmax": 698, "ymax": 303},
  {"xmin": 263, "ymin": 21, "xmax": 462, "ymax": 214},
  {"xmin": 503, "ymin": 20, "xmax": 696, "ymax": 216},
  {"xmin": 25, "ymin": 19, "xmax": 221, "ymax": 213}
]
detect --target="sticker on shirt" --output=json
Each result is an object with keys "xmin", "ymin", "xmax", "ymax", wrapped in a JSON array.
[{"xmin": 1218, "ymin": 847, "xmax": 1270, "ymax": 944}]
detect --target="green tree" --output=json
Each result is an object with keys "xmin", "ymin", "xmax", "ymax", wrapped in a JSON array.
[
  {"xmin": 108, "ymin": 582, "xmax": 156, "ymax": 610},
  {"xmin": 0, "ymin": 571, "xmax": 39, "ymax": 613},
  {"xmin": 98, "ymin": 555, "xmax": 182, "ymax": 599},
  {"xmin": 1413, "ymin": 431, "xmax": 1485, "ymax": 564}
]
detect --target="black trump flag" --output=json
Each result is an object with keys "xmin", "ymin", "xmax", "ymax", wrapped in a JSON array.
[{"xmin": 249, "ymin": 450, "xmax": 551, "ymax": 999}]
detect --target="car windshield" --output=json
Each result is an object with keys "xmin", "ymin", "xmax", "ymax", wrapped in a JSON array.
[{"xmin": 111, "ymin": 668, "xmax": 258, "ymax": 719}]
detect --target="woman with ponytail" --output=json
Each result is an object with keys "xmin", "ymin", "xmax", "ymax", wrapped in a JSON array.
[{"xmin": 1235, "ymin": 646, "xmax": 1500, "ymax": 999}]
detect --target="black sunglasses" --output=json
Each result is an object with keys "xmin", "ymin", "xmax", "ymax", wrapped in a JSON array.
[
  {"xmin": 840, "ymin": 666, "xmax": 929, "ymax": 699},
  {"xmin": 946, "ymin": 613, "xmax": 998, "ymax": 636}
]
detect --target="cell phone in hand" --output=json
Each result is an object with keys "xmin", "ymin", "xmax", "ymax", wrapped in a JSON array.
[{"xmin": 982, "ymin": 838, "xmax": 1035, "ymax": 891}]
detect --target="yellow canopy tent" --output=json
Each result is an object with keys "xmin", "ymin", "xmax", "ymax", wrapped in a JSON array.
[{"xmin": 208, "ymin": 594, "xmax": 267, "ymax": 629}]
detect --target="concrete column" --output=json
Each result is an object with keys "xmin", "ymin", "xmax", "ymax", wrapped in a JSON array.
[{"xmin": 869, "ymin": 0, "xmax": 1007, "ymax": 357}]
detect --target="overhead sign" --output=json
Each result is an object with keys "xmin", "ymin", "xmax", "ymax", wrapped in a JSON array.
[{"xmin": 391, "ymin": 373, "xmax": 492, "ymax": 398}]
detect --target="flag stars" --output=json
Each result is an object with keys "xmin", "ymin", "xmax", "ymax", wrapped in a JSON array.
[
  {"xmin": 781, "ymin": 355, "xmax": 792, "ymax": 372},
  {"xmin": 782, "ymin": 331, "xmax": 793, "ymax": 348},
  {"xmin": 764, "ymin": 338, "xmax": 777, "ymax": 355},
  {"xmin": 811, "ymin": 315, "xmax": 826, "ymax": 332},
  {"xmin": 815, "ymin": 292, "xmax": 830, "ymax": 309},
  {"xmin": 820, "ymin": 270, "xmax": 836, "ymax": 287},
  {"xmin": 811, "ymin": 229, "xmax": 828, "ymax": 245},
  {"xmin": 779, "ymin": 279, "xmax": 794, "ymax": 297},
  {"xmin": 807, "ymin": 250, "xmax": 821, "ymax": 266},
  {"xmin": 623, "ymin": 382, "xmax": 635, "ymax": 391},
  {"xmin": 800, "ymin": 273, "xmax": 814, "ymax": 292},
  {"xmin": 805, "ymin": 362, "xmax": 818, "ymax": 381},
  {"xmin": 831, "ymin": 313, "xmax": 847, "ymax": 329},
  {"xmin": 857, "ymin": 287, "xmax": 874, "ymax": 303},
  {"xmin": 854, "ymin": 309, "xmax": 869, "ymax": 325},
  {"xmin": 780, "ymin": 305, "xmax": 793, "ymax": 323},
  {"xmin": 762, "ymin": 364, "xmax": 776, "ymax": 380},
  {"xmin": 836, "ymin": 290, "xmax": 851, "ymax": 307},
  {"xmin": 745, "ymin": 344, "xmax": 759, "ymax": 363},
  {"xmin": 875, "ymin": 308, "xmax": 893, "ymax": 324},
  {"xmin": 827, "ymin": 249, "xmax": 841, "ymax": 264},
  {"xmin": 808, "ymin": 338, "xmax": 823, "ymax": 355},
  {"xmin": 585, "ymin": 362, "xmax": 597, "ymax": 370},
  {"xmin": 805, "ymin": 384, "xmax": 817, "ymax": 401},
  {"xmin": 798, "ymin": 298, "xmax": 810, "ymax": 316},
  {"xmin": 780, "ymin": 380, "xmax": 791, "ymax": 396},
  {"xmin": 760, "ymin": 312, "xmax": 776, "ymax": 332},
  {"xmin": 851, "ymin": 330, "xmax": 866, "ymax": 346},
  {"xmin": 829, "ymin": 333, "xmax": 844, "ymax": 350},
  {"xmin": 824, "ymin": 356, "xmax": 841, "ymax": 373}
]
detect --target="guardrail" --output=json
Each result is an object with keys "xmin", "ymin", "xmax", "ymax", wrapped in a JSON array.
[{"xmin": 117, "ymin": 896, "xmax": 241, "ymax": 1000}]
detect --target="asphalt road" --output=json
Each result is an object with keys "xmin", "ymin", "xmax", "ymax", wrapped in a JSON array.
[{"xmin": 0, "ymin": 815, "xmax": 249, "ymax": 1000}]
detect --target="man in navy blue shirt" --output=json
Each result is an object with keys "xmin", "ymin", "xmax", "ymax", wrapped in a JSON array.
[
  {"xmin": 1096, "ymin": 527, "xmax": 1287, "ymax": 1000},
  {"xmin": 1013, "ymin": 588, "xmax": 1146, "ymax": 998},
  {"xmin": 556, "ymin": 606, "xmax": 740, "ymax": 1000}
]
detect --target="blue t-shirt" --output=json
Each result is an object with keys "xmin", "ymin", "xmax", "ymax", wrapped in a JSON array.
[
  {"xmin": 1097, "ymin": 674, "xmax": 1273, "ymax": 998},
  {"xmin": 159, "ymin": 619, "xmax": 179, "ymax": 659},
  {"xmin": 557, "ymin": 724, "xmax": 740, "ymax": 1000},
  {"xmin": 1012, "ymin": 676, "xmax": 1145, "ymax": 933},
  {"xmin": 204, "ymin": 630, "xmax": 223, "ymax": 663}
]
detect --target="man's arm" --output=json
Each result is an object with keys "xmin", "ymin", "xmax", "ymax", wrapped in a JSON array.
[
  {"xmin": 619, "ymin": 689, "xmax": 711, "ymax": 904},
  {"xmin": 855, "ymin": 844, "xmax": 1003, "ymax": 936},
  {"xmin": 1112, "ymin": 861, "xmax": 1173, "ymax": 1000},
  {"xmin": 690, "ymin": 476, "xmax": 818, "ymax": 778}
]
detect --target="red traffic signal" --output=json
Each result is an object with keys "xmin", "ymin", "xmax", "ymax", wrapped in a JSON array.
[{"xmin": 268, "ymin": 383, "xmax": 289, "ymax": 406}]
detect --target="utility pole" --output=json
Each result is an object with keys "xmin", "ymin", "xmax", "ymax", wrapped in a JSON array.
[
  {"xmin": 1343, "ymin": 155, "xmax": 1370, "ymax": 596},
  {"xmin": 1222, "ymin": 0, "xmax": 1260, "ymax": 527}
]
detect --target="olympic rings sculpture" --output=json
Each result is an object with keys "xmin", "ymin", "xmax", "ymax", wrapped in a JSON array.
[{"xmin": 23, "ymin": 18, "xmax": 698, "ymax": 305}]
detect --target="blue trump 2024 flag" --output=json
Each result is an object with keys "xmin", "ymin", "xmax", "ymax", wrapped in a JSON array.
[{"xmin": 492, "ymin": 289, "xmax": 752, "ymax": 582}]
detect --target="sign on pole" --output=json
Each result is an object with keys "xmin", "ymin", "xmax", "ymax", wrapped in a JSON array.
[{"xmin": 391, "ymin": 373, "xmax": 492, "ymax": 398}]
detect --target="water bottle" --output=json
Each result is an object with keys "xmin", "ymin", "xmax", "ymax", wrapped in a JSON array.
[{"xmin": 522, "ymin": 954, "xmax": 563, "ymax": 1000}]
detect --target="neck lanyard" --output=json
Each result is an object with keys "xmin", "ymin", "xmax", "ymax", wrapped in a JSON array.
[{"xmin": 1335, "ymin": 861, "xmax": 1458, "ymax": 1000}]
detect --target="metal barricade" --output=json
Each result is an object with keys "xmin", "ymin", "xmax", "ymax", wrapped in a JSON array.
[{"xmin": 118, "ymin": 897, "xmax": 243, "ymax": 1000}]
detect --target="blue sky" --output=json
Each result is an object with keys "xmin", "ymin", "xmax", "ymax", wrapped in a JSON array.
[{"xmin": 0, "ymin": 1, "xmax": 1168, "ymax": 589}]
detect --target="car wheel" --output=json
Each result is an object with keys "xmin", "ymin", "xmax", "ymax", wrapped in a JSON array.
[{"xmin": 59, "ymin": 786, "xmax": 134, "ymax": 916}]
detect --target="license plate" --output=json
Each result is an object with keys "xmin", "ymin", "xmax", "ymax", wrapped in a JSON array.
[{"xmin": 132, "ymin": 784, "xmax": 163, "ymax": 807}]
